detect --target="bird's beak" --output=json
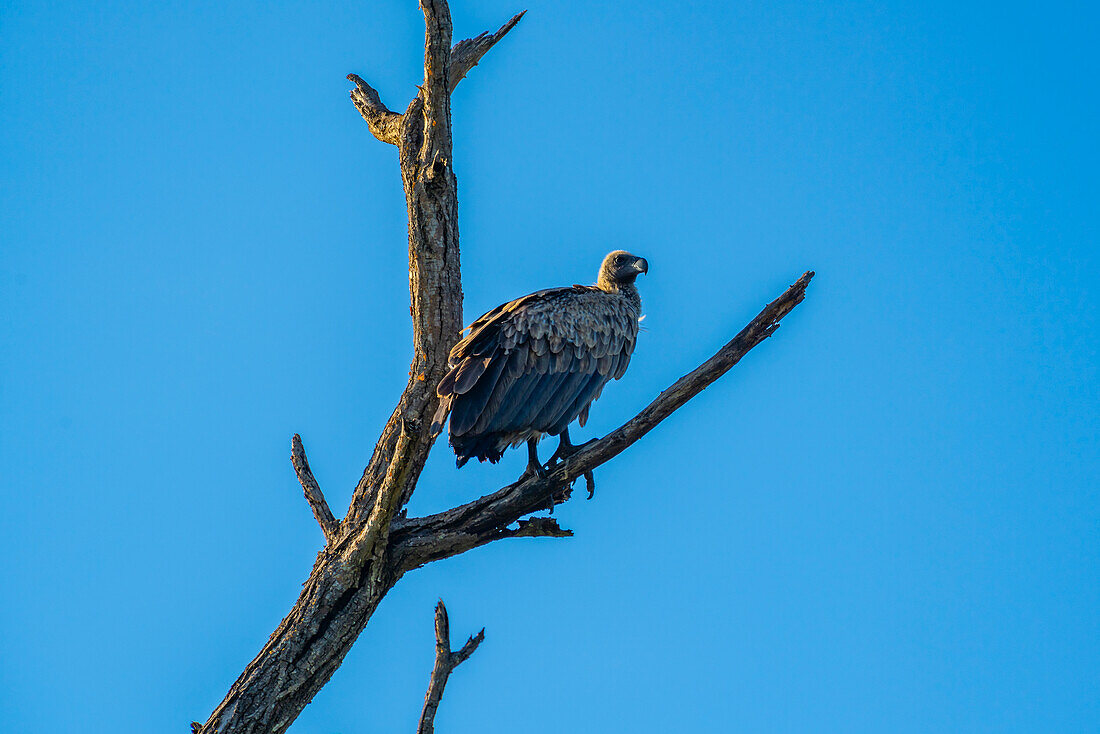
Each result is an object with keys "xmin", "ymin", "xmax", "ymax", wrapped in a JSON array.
[{"xmin": 634, "ymin": 257, "xmax": 649, "ymax": 275}]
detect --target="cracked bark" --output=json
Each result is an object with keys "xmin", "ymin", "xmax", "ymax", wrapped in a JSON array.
[{"xmin": 194, "ymin": 4, "xmax": 813, "ymax": 733}]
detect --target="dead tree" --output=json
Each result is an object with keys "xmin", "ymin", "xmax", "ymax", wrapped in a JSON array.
[{"xmin": 193, "ymin": 3, "xmax": 814, "ymax": 732}]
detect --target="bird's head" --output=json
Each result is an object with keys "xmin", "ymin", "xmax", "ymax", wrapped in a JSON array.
[{"xmin": 597, "ymin": 250, "xmax": 649, "ymax": 290}]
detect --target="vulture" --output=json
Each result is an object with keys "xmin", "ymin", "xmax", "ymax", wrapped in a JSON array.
[{"xmin": 431, "ymin": 250, "xmax": 648, "ymax": 480}]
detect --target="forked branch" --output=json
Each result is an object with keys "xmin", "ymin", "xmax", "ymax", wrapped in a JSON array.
[
  {"xmin": 417, "ymin": 600, "xmax": 485, "ymax": 734},
  {"xmin": 348, "ymin": 8, "xmax": 524, "ymax": 147}
]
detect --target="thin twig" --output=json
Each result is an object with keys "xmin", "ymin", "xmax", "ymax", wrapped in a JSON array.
[
  {"xmin": 418, "ymin": 601, "xmax": 485, "ymax": 734},
  {"xmin": 449, "ymin": 10, "xmax": 526, "ymax": 88},
  {"xmin": 291, "ymin": 434, "xmax": 339, "ymax": 544}
]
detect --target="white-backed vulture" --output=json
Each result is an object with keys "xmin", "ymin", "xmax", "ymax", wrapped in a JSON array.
[{"xmin": 431, "ymin": 250, "xmax": 648, "ymax": 478}]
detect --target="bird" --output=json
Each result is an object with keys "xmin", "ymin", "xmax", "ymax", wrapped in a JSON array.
[{"xmin": 430, "ymin": 250, "xmax": 648, "ymax": 482}]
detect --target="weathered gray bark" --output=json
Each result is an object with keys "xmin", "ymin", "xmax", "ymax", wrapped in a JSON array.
[{"xmin": 194, "ymin": 3, "xmax": 814, "ymax": 732}]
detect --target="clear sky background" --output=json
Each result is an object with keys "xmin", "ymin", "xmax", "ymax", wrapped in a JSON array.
[{"xmin": 2, "ymin": 1, "xmax": 1097, "ymax": 732}]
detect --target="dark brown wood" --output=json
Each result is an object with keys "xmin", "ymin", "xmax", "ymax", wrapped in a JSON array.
[
  {"xmin": 291, "ymin": 434, "xmax": 339, "ymax": 544},
  {"xmin": 417, "ymin": 601, "xmax": 485, "ymax": 734},
  {"xmin": 194, "ymin": 4, "xmax": 813, "ymax": 732}
]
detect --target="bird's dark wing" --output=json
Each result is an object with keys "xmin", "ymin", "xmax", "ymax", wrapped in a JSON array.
[{"xmin": 432, "ymin": 286, "xmax": 639, "ymax": 440}]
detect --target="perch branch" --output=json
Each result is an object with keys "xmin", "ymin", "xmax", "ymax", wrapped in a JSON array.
[
  {"xmin": 417, "ymin": 600, "xmax": 485, "ymax": 734},
  {"xmin": 390, "ymin": 271, "xmax": 815, "ymax": 571},
  {"xmin": 291, "ymin": 434, "xmax": 339, "ymax": 544}
]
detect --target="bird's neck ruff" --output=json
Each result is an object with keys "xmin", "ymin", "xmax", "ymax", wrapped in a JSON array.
[{"xmin": 596, "ymin": 279, "xmax": 642, "ymax": 315}]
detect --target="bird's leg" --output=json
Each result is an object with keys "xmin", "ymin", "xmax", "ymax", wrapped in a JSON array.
[
  {"xmin": 518, "ymin": 438, "xmax": 557, "ymax": 514},
  {"xmin": 550, "ymin": 428, "xmax": 595, "ymax": 465},
  {"xmin": 519, "ymin": 437, "xmax": 547, "ymax": 482},
  {"xmin": 549, "ymin": 428, "xmax": 599, "ymax": 500},
  {"xmin": 547, "ymin": 428, "xmax": 575, "ymax": 465},
  {"xmin": 519, "ymin": 440, "xmax": 563, "ymax": 515}
]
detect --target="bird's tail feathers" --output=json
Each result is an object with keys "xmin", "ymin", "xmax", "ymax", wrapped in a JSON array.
[{"xmin": 429, "ymin": 396, "xmax": 451, "ymax": 438}]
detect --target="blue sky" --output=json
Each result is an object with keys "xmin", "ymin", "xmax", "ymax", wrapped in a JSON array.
[{"xmin": 2, "ymin": 1, "xmax": 1097, "ymax": 731}]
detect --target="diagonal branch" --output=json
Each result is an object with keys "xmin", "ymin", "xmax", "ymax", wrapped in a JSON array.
[
  {"xmin": 390, "ymin": 271, "xmax": 815, "ymax": 571},
  {"xmin": 449, "ymin": 10, "xmax": 526, "ymax": 88},
  {"xmin": 340, "ymin": 419, "xmax": 420, "ymax": 579},
  {"xmin": 291, "ymin": 434, "xmax": 339, "ymax": 544},
  {"xmin": 418, "ymin": 600, "xmax": 485, "ymax": 734}
]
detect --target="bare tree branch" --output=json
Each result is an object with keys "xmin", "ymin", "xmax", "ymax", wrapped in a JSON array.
[
  {"xmin": 291, "ymin": 434, "xmax": 339, "ymax": 544},
  {"xmin": 450, "ymin": 627, "xmax": 484, "ymax": 667},
  {"xmin": 390, "ymin": 271, "xmax": 815, "ymax": 572},
  {"xmin": 449, "ymin": 10, "xmax": 526, "ymax": 88},
  {"xmin": 417, "ymin": 601, "xmax": 485, "ymax": 734},
  {"xmin": 348, "ymin": 9, "xmax": 523, "ymax": 145},
  {"xmin": 347, "ymin": 74, "xmax": 403, "ymax": 145}
]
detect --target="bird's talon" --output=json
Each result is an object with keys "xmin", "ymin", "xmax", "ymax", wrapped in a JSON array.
[{"xmin": 519, "ymin": 463, "xmax": 547, "ymax": 482}]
